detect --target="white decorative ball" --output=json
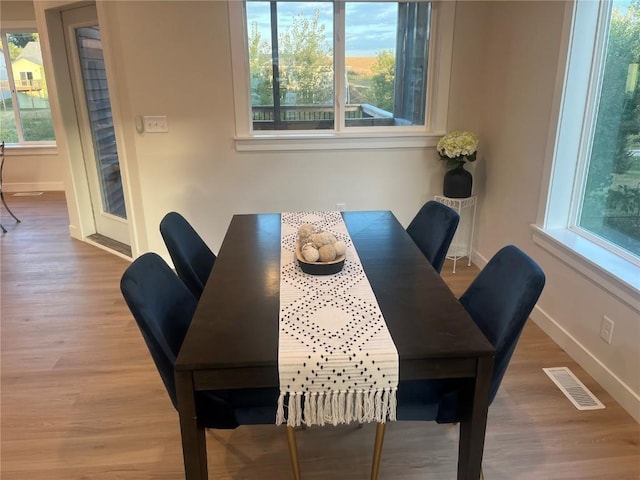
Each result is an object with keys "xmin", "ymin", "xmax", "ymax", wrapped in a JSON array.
[
  {"xmin": 310, "ymin": 231, "xmax": 334, "ymax": 248},
  {"xmin": 298, "ymin": 223, "xmax": 315, "ymax": 238},
  {"xmin": 318, "ymin": 244, "xmax": 337, "ymax": 262},
  {"xmin": 333, "ymin": 240, "xmax": 346, "ymax": 257},
  {"xmin": 298, "ymin": 224, "xmax": 315, "ymax": 245},
  {"xmin": 302, "ymin": 243, "xmax": 320, "ymax": 262}
]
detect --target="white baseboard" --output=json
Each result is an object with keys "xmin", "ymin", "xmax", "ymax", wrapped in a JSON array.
[
  {"xmin": 68, "ymin": 224, "xmax": 81, "ymax": 241},
  {"xmin": 3, "ymin": 182, "xmax": 64, "ymax": 192},
  {"xmin": 531, "ymin": 305, "xmax": 640, "ymax": 423}
]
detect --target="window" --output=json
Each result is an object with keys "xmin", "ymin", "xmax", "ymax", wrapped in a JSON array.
[
  {"xmin": 246, "ymin": 1, "xmax": 334, "ymax": 130},
  {"xmin": 0, "ymin": 32, "xmax": 55, "ymax": 144},
  {"xmin": 230, "ymin": 0, "xmax": 454, "ymax": 146},
  {"xmin": 535, "ymin": 0, "xmax": 639, "ymax": 300},
  {"xmin": 576, "ymin": 1, "xmax": 640, "ymax": 258}
]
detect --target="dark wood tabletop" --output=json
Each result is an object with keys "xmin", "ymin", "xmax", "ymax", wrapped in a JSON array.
[
  {"xmin": 177, "ymin": 211, "xmax": 493, "ymax": 377},
  {"xmin": 175, "ymin": 210, "xmax": 494, "ymax": 480}
]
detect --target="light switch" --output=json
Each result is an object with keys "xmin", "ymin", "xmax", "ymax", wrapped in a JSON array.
[{"xmin": 143, "ymin": 115, "xmax": 169, "ymax": 133}]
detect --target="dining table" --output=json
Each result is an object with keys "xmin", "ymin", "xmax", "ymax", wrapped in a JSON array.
[{"xmin": 175, "ymin": 210, "xmax": 495, "ymax": 480}]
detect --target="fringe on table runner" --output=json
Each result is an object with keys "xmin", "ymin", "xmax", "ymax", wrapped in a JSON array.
[{"xmin": 275, "ymin": 387, "xmax": 397, "ymax": 427}]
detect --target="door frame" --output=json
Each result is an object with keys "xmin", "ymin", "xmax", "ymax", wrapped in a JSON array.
[
  {"xmin": 35, "ymin": 0, "xmax": 140, "ymax": 258},
  {"xmin": 63, "ymin": 4, "xmax": 129, "ymax": 245}
]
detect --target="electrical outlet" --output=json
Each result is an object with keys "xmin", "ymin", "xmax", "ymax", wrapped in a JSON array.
[
  {"xmin": 336, "ymin": 203, "xmax": 346, "ymax": 211},
  {"xmin": 600, "ymin": 316, "xmax": 614, "ymax": 344},
  {"xmin": 143, "ymin": 115, "xmax": 169, "ymax": 133}
]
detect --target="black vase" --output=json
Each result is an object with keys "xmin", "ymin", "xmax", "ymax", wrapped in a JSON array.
[{"xmin": 443, "ymin": 163, "xmax": 472, "ymax": 198}]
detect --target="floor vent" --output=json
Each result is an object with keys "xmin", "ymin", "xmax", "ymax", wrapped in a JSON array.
[
  {"xmin": 543, "ymin": 367, "xmax": 605, "ymax": 410},
  {"xmin": 13, "ymin": 192, "xmax": 43, "ymax": 196}
]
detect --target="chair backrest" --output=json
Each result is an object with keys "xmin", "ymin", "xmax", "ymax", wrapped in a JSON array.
[
  {"xmin": 406, "ymin": 200, "xmax": 460, "ymax": 273},
  {"xmin": 120, "ymin": 252, "xmax": 198, "ymax": 408},
  {"xmin": 459, "ymin": 245, "xmax": 545, "ymax": 403},
  {"xmin": 159, "ymin": 212, "xmax": 216, "ymax": 299}
]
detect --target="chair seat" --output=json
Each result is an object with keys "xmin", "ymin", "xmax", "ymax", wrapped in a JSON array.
[
  {"xmin": 197, "ymin": 387, "xmax": 279, "ymax": 429},
  {"xmin": 234, "ymin": 404, "xmax": 279, "ymax": 426},
  {"xmin": 406, "ymin": 201, "xmax": 460, "ymax": 273},
  {"xmin": 396, "ymin": 379, "xmax": 450, "ymax": 422}
]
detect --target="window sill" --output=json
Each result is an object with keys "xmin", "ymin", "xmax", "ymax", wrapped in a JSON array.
[
  {"xmin": 531, "ymin": 225, "xmax": 640, "ymax": 312},
  {"xmin": 4, "ymin": 144, "xmax": 58, "ymax": 156},
  {"xmin": 234, "ymin": 132, "xmax": 442, "ymax": 152}
]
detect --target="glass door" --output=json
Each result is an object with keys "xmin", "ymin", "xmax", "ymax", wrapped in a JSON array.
[{"xmin": 63, "ymin": 4, "xmax": 128, "ymax": 245}]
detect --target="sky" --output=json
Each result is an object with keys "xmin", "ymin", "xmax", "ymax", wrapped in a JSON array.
[{"xmin": 246, "ymin": 1, "xmax": 399, "ymax": 57}]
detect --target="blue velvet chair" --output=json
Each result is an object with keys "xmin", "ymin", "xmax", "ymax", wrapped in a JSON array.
[
  {"xmin": 371, "ymin": 245, "xmax": 546, "ymax": 478},
  {"xmin": 120, "ymin": 252, "xmax": 300, "ymax": 477},
  {"xmin": 406, "ymin": 200, "xmax": 460, "ymax": 273},
  {"xmin": 159, "ymin": 211, "xmax": 216, "ymax": 300}
]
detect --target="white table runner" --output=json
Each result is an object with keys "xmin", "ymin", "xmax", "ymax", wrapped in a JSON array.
[{"xmin": 276, "ymin": 211, "xmax": 398, "ymax": 427}]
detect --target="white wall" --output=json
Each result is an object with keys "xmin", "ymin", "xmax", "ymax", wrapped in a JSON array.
[
  {"xmin": 1, "ymin": 1, "xmax": 64, "ymax": 192},
  {"xmin": 2, "ymin": 148, "xmax": 64, "ymax": 191},
  {"xmin": 1, "ymin": 0, "xmax": 35, "ymax": 22},
  {"xmin": 450, "ymin": 1, "xmax": 639, "ymax": 421}
]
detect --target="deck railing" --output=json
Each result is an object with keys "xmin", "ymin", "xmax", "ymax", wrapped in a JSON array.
[
  {"xmin": 252, "ymin": 103, "xmax": 395, "ymax": 129},
  {"xmin": 0, "ymin": 79, "xmax": 43, "ymax": 93}
]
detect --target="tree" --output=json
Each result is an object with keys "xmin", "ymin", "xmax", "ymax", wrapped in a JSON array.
[
  {"xmin": 278, "ymin": 10, "xmax": 333, "ymax": 105},
  {"xmin": 7, "ymin": 33, "xmax": 35, "ymax": 49},
  {"xmin": 248, "ymin": 9, "xmax": 333, "ymax": 108},
  {"xmin": 585, "ymin": 1, "xmax": 640, "ymax": 190},
  {"xmin": 370, "ymin": 50, "xmax": 395, "ymax": 113},
  {"xmin": 582, "ymin": 1, "xmax": 640, "ymax": 229},
  {"xmin": 247, "ymin": 22, "xmax": 273, "ymax": 106}
]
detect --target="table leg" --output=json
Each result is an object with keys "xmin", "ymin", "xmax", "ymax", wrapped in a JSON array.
[
  {"xmin": 176, "ymin": 370, "xmax": 208, "ymax": 480},
  {"xmin": 371, "ymin": 422, "xmax": 386, "ymax": 480},
  {"xmin": 286, "ymin": 426, "xmax": 302, "ymax": 480},
  {"xmin": 457, "ymin": 356, "xmax": 493, "ymax": 480}
]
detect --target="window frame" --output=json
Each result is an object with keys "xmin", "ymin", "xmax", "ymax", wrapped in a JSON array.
[
  {"xmin": 228, "ymin": 0, "xmax": 455, "ymax": 151},
  {"xmin": 0, "ymin": 27, "xmax": 56, "ymax": 147},
  {"xmin": 534, "ymin": 0, "xmax": 639, "ymax": 309},
  {"xmin": 567, "ymin": 0, "xmax": 639, "ymax": 266}
]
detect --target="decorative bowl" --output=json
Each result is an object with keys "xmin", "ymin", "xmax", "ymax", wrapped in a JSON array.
[{"xmin": 295, "ymin": 245, "xmax": 345, "ymax": 275}]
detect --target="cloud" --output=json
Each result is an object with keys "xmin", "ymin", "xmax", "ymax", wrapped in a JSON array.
[{"xmin": 246, "ymin": 1, "xmax": 399, "ymax": 57}]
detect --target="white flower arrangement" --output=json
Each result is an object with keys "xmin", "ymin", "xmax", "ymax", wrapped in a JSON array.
[{"xmin": 437, "ymin": 131, "xmax": 479, "ymax": 169}]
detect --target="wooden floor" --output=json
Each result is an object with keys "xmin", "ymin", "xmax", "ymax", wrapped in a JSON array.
[{"xmin": 1, "ymin": 192, "xmax": 638, "ymax": 480}]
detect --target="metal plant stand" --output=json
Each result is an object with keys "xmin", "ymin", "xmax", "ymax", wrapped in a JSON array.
[
  {"xmin": 1, "ymin": 141, "xmax": 21, "ymax": 232},
  {"xmin": 433, "ymin": 195, "xmax": 477, "ymax": 274}
]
